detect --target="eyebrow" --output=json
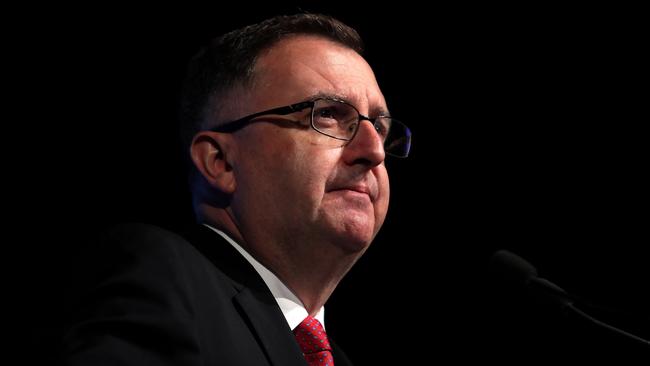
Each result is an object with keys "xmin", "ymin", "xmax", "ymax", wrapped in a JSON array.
[{"xmin": 304, "ymin": 91, "xmax": 392, "ymax": 117}]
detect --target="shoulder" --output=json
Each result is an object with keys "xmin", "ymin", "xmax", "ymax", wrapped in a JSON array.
[
  {"xmin": 91, "ymin": 223, "xmax": 204, "ymax": 268},
  {"xmin": 99, "ymin": 222, "xmax": 190, "ymax": 253},
  {"xmin": 69, "ymin": 223, "xmax": 228, "ymax": 299},
  {"xmin": 61, "ymin": 223, "xmax": 216, "ymax": 364},
  {"xmin": 64, "ymin": 222, "xmax": 239, "ymax": 322}
]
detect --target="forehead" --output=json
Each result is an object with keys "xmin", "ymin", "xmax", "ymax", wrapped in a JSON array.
[{"xmin": 249, "ymin": 35, "xmax": 387, "ymax": 113}]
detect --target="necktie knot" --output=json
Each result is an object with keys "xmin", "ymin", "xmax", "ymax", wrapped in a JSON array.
[{"xmin": 293, "ymin": 316, "xmax": 334, "ymax": 365}]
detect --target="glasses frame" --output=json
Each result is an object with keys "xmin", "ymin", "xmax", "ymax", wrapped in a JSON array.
[{"xmin": 208, "ymin": 97, "xmax": 410, "ymax": 157}]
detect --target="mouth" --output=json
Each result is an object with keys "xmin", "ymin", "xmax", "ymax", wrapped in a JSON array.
[{"xmin": 328, "ymin": 185, "xmax": 375, "ymax": 202}]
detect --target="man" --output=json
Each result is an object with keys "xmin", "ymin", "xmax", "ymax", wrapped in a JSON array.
[{"xmin": 62, "ymin": 13, "xmax": 411, "ymax": 365}]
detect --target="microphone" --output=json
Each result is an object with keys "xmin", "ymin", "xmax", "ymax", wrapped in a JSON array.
[{"xmin": 489, "ymin": 250, "xmax": 650, "ymax": 347}]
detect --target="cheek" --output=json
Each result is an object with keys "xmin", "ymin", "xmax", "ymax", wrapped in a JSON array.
[
  {"xmin": 262, "ymin": 139, "xmax": 331, "ymax": 212},
  {"xmin": 375, "ymin": 169, "xmax": 390, "ymax": 225},
  {"xmin": 237, "ymin": 128, "xmax": 342, "ymax": 215},
  {"xmin": 291, "ymin": 150, "xmax": 331, "ymax": 206}
]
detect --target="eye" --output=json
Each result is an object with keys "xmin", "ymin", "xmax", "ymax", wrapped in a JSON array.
[
  {"xmin": 347, "ymin": 121, "xmax": 358, "ymax": 133},
  {"xmin": 312, "ymin": 99, "xmax": 359, "ymax": 137},
  {"xmin": 313, "ymin": 106, "xmax": 343, "ymax": 127},
  {"xmin": 374, "ymin": 118, "xmax": 391, "ymax": 138},
  {"xmin": 317, "ymin": 108, "xmax": 336, "ymax": 120}
]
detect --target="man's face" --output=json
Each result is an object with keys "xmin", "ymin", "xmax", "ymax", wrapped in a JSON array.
[{"xmin": 227, "ymin": 36, "xmax": 390, "ymax": 254}]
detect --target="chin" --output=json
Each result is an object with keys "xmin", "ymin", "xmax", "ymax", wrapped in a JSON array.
[
  {"xmin": 336, "ymin": 238, "xmax": 372, "ymax": 254},
  {"xmin": 319, "ymin": 207, "xmax": 378, "ymax": 253},
  {"xmin": 331, "ymin": 221, "xmax": 375, "ymax": 254}
]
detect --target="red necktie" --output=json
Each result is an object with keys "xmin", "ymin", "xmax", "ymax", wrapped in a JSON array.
[{"xmin": 293, "ymin": 316, "xmax": 335, "ymax": 366}]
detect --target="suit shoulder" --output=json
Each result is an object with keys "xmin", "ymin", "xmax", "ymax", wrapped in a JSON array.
[
  {"xmin": 102, "ymin": 222, "xmax": 187, "ymax": 248},
  {"xmin": 95, "ymin": 223, "xmax": 200, "ymax": 261},
  {"xmin": 70, "ymin": 223, "xmax": 243, "ymax": 305},
  {"xmin": 72, "ymin": 223, "xmax": 215, "ymax": 288}
]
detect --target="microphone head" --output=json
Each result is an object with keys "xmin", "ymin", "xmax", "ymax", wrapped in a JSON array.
[
  {"xmin": 489, "ymin": 249, "xmax": 538, "ymax": 287},
  {"xmin": 488, "ymin": 251, "xmax": 650, "ymax": 346},
  {"xmin": 490, "ymin": 249, "xmax": 573, "ymax": 309}
]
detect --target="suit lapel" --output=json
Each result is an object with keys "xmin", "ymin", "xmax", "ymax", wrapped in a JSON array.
[
  {"xmin": 182, "ymin": 224, "xmax": 307, "ymax": 366},
  {"xmin": 234, "ymin": 289, "xmax": 308, "ymax": 366}
]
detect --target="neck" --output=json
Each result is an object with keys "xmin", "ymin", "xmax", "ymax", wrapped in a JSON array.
[
  {"xmin": 196, "ymin": 203, "xmax": 365, "ymax": 315},
  {"xmin": 268, "ymin": 246, "xmax": 362, "ymax": 315},
  {"xmin": 243, "ymin": 222, "xmax": 368, "ymax": 314}
]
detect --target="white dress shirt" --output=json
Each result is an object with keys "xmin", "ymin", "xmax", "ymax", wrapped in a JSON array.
[{"xmin": 203, "ymin": 224, "xmax": 325, "ymax": 331}]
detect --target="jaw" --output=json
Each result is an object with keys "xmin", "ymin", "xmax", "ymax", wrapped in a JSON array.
[{"xmin": 315, "ymin": 194, "xmax": 378, "ymax": 254}]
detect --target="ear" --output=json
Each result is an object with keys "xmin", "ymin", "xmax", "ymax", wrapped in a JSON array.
[{"xmin": 190, "ymin": 131, "xmax": 236, "ymax": 194}]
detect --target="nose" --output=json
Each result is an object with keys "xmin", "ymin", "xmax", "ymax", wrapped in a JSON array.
[{"xmin": 342, "ymin": 120, "xmax": 385, "ymax": 167}]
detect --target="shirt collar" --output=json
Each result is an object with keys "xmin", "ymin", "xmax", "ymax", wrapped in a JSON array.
[{"xmin": 203, "ymin": 224, "xmax": 325, "ymax": 330}]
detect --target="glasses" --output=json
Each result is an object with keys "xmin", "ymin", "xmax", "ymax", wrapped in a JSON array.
[{"xmin": 209, "ymin": 97, "xmax": 411, "ymax": 158}]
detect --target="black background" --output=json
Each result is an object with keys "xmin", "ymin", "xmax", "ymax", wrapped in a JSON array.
[{"xmin": 11, "ymin": 3, "xmax": 649, "ymax": 364}]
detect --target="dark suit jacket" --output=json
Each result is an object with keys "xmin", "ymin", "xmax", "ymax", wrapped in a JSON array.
[{"xmin": 61, "ymin": 223, "xmax": 354, "ymax": 366}]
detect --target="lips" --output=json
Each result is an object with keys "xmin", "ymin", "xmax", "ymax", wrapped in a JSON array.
[
  {"xmin": 327, "ymin": 183, "xmax": 377, "ymax": 202},
  {"xmin": 340, "ymin": 185, "xmax": 370, "ymax": 195}
]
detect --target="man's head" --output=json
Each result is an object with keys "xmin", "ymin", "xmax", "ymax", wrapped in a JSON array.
[
  {"xmin": 180, "ymin": 14, "xmax": 364, "ymax": 147},
  {"xmin": 182, "ymin": 14, "xmax": 407, "ymax": 261}
]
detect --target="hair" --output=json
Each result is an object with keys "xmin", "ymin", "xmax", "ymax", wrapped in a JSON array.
[{"xmin": 179, "ymin": 13, "xmax": 364, "ymax": 151}]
